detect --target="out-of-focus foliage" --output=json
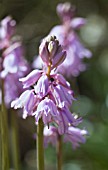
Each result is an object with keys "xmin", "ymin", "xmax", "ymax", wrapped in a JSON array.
[{"xmin": 0, "ymin": 0, "xmax": 108, "ymax": 169}]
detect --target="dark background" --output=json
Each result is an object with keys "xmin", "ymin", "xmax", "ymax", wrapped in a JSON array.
[{"xmin": 1, "ymin": 0, "xmax": 108, "ymax": 169}]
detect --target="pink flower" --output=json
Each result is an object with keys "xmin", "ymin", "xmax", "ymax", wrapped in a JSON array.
[
  {"xmin": 64, "ymin": 126, "xmax": 87, "ymax": 149},
  {"xmin": 19, "ymin": 69, "xmax": 42, "ymax": 88},
  {"xmin": 34, "ymin": 97, "xmax": 58, "ymax": 125},
  {"xmin": 34, "ymin": 74, "xmax": 49, "ymax": 98},
  {"xmin": 11, "ymin": 90, "xmax": 37, "ymax": 118},
  {"xmin": 56, "ymin": 2, "xmax": 76, "ymax": 23},
  {"xmin": 49, "ymin": 2, "xmax": 92, "ymax": 77},
  {"xmin": 43, "ymin": 125, "xmax": 87, "ymax": 149},
  {"xmin": 0, "ymin": 16, "xmax": 16, "ymax": 49},
  {"xmin": 0, "ymin": 16, "xmax": 29, "ymax": 108},
  {"xmin": 57, "ymin": 104, "xmax": 80, "ymax": 135},
  {"xmin": 44, "ymin": 126, "xmax": 58, "ymax": 147},
  {"xmin": 1, "ymin": 42, "xmax": 28, "ymax": 78}
]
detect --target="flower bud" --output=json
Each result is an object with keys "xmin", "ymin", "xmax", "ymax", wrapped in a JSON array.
[
  {"xmin": 48, "ymin": 40, "xmax": 58, "ymax": 58},
  {"xmin": 56, "ymin": 2, "xmax": 76, "ymax": 23},
  {"xmin": 0, "ymin": 16, "xmax": 16, "ymax": 40},
  {"xmin": 39, "ymin": 40, "xmax": 49, "ymax": 64},
  {"xmin": 52, "ymin": 45, "xmax": 66, "ymax": 69},
  {"xmin": 39, "ymin": 35, "xmax": 66, "ymax": 70}
]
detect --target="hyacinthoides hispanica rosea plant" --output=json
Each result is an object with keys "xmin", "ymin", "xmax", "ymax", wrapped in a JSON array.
[
  {"xmin": 11, "ymin": 35, "xmax": 87, "ymax": 170},
  {"xmin": 50, "ymin": 2, "xmax": 92, "ymax": 77},
  {"xmin": 33, "ymin": 2, "xmax": 92, "ymax": 78},
  {"xmin": 0, "ymin": 16, "xmax": 29, "ymax": 170},
  {"xmin": 0, "ymin": 16, "xmax": 16, "ymax": 170}
]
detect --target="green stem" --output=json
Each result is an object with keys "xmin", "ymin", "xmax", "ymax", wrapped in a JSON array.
[
  {"xmin": 57, "ymin": 135, "xmax": 62, "ymax": 170},
  {"xmin": 10, "ymin": 109, "xmax": 20, "ymax": 170},
  {"xmin": 37, "ymin": 118, "xmax": 44, "ymax": 170},
  {"xmin": 0, "ymin": 104, "xmax": 2, "ymax": 170},
  {"xmin": 1, "ymin": 79, "xmax": 9, "ymax": 170}
]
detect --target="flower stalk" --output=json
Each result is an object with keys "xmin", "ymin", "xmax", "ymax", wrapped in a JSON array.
[
  {"xmin": 0, "ymin": 102, "xmax": 2, "ymax": 170},
  {"xmin": 47, "ymin": 64, "xmax": 51, "ymax": 77},
  {"xmin": 37, "ymin": 118, "xmax": 44, "ymax": 170},
  {"xmin": 1, "ymin": 79, "xmax": 9, "ymax": 170},
  {"xmin": 57, "ymin": 135, "xmax": 62, "ymax": 170},
  {"xmin": 10, "ymin": 109, "xmax": 20, "ymax": 170}
]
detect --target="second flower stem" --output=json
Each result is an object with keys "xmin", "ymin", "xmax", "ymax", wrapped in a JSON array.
[
  {"xmin": 37, "ymin": 118, "xmax": 44, "ymax": 170},
  {"xmin": 1, "ymin": 79, "xmax": 9, "ymax": 170},
  {"xmin": 0, "ymin": 104, "xmax": 2, "ymax": 170},
  {"xmin": 10, "ymin": 109, "xmax": 20, "ymax": 170},
  {"xmin": 57, "ymin": 135, "xmax": 62, "ymax": 170}
]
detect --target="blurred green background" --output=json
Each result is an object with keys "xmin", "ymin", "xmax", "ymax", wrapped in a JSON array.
[{"xmin": 1, "ymin": 0, "xmax": 108, "ymax": 169}]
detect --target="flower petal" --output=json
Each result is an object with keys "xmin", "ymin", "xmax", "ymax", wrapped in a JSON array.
[{"xmin": 19, "ymin": 69, "xmax": 42, "ymax": 88}]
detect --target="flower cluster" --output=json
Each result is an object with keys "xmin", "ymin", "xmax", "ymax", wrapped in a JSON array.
[
  {"xmin": 0, "ymin": 16, "xmax": 29, "ymax": 107},
  {"xmin": 44, "ymin": 125, "xmax": 87, "ymax": 149},
  {"xmin": 33, "ymin": 2, "xmax": 92, "ymax": 77},
  {"xmin": 12, "ymin": 35, "xmax": 87, "ymax": 148},
  {"xmin": 51, "ymin": 2, "xmax": 92, "ymax": 77}
]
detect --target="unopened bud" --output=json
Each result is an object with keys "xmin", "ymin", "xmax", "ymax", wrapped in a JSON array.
[
  {"xmin": 39, "ymin": 35, "xmax": 66, "ymax": 69},
  {"xmin": 56, "ymin": 2, "xmax": 76, "ymax": 22}
]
